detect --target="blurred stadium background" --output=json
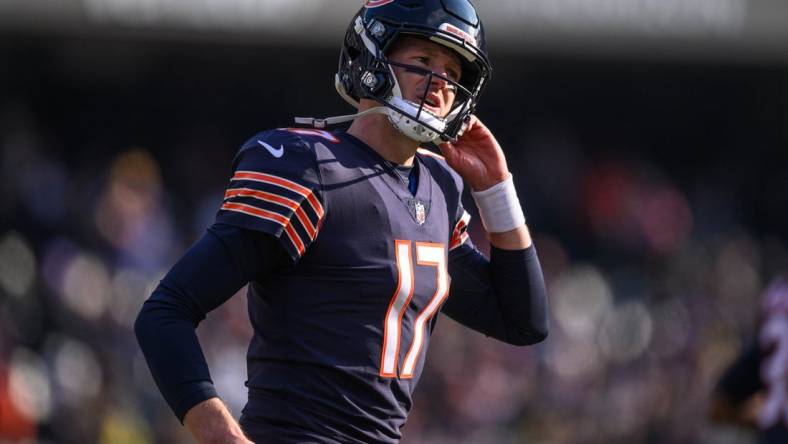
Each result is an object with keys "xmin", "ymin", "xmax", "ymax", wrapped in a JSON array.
[{"xmin": 1, "ymin": 0, "xmax": 788, "ymax": 443}]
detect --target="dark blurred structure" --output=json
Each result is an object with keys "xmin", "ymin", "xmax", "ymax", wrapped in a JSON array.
[{"xmin": 1, "ymin": 1, "xmax": 787, "ymax": 443}]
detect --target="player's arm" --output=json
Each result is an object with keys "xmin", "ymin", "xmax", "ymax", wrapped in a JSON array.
[
  {"xmin": 134, "ymin": 223, "xmax": 284, "ymax": 442},
  {"xmin": 439, "ymin": 115, "xmax": 533, "ymax": 252},
  {"xmin": 137, "ymin": 129, "xmax": 321, "ymax": 442},
  {"xmin": 184, "ymin": 398, "xmax": 252, "ymax": 444},
  {"xmin": 442, "ymin": 239, "xmax": 547, "ymax": 345},
  {"xmin": 439, "ymin": 115, "xmax": 548, "ymax": 344}
]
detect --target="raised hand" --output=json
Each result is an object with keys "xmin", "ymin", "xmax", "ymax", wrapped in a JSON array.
[{"xmin": 437, "ymin": 115, "xmax": 510, "ymax": 191}]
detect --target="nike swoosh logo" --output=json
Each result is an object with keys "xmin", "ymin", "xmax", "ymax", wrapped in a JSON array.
[{"xmin": 257, "ymin": 140, "xmax": 284, "ymax": 158}]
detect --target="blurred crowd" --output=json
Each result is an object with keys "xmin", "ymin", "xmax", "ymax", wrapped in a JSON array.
[{"xmin": 1, "ymin": 44, "xmax": 786, "ymax": 444}]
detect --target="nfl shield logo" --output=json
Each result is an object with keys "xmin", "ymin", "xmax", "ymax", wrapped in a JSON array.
[{"xmin": 414, "ymin": 201, "xmax": 426, "ymax": 225}]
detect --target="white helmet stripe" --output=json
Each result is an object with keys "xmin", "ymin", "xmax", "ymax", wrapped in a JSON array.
[{"xmin": 355, "ymin": 16, "xmax": 378, "ymax": 55}]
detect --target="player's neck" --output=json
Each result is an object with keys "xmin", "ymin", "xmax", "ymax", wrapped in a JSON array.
[{"xmin": 347, "ymin": 111, "xmax": 418, "ymax": 166}]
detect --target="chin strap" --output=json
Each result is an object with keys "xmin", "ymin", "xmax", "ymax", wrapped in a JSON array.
[
  {"xmin": 295, "ymin": 100, "xmax": 459, "ymax": 144},
  {"xmin": 294, "ymin": 107, "xmax": 390, "ymax": 129}
]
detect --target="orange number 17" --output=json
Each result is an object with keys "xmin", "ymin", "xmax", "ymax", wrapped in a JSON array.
[{"xmin": 379, "ymin": 240, "xmax": 449, "ymax": 379}]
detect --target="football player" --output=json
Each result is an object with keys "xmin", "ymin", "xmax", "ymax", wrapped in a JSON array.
[
  {"xmin": 135, "ymin": 1, "xmax": 549, "ymax": 443},
  {"xmin": 710, "ymin": 277, "xmax": 788, "ymax": 443}
]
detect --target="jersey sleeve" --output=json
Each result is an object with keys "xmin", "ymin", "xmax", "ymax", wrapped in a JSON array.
[
  {"xmin": 447, "ymin": 168, "xmax": 471, "ymax": 251},
  {"xmin": 215, "ymin": 130, "xmax": 324, "ymax": 262},
  {"xmin": 444, "ymin": 243, "xmax": 549, "ymax": 345},
  {"xmin": 450, "ymin": 208, "xmax": 471, "ymax": 250}
]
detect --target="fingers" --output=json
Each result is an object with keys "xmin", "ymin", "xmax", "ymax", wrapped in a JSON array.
[
  {"xmin": 466, "ymin": 115, "xmax": 494, "ymax": 138},
  {"xmin": 457, "ymin": 115, "xmax": 475, "ymax": 138},
  {"xmin": 464, "ymin": 114, "xmax": 481, "ymax": 132},
  {"xmin": 437, "ymin": 141, "xmax": 456, "ymax": 160},
  {"xmin": 457, "ymin": 115, "xmax": 491, "ymax": 143}
]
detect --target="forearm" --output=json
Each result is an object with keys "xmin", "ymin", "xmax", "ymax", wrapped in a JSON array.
[
  {"xmin": 471, "ymin": 174, "xmax": 546, "ymax": 341},
  {"xmin": 488, "ymin": 224, "xmax": 531, "ymax": 250},
  {"xmin": 488, "ymin": 245, "xmax": 548, "ymax": 343},
  {"xmin": 444, "ymin": 243, "xmax": 548, "ymax": 345},
  {"xmin": 135, "ymin": 289, "xmax": 220, "ymax": 421},
  {"xmin": 135, "ymin": 224, "xmax": 284, "ymax": 422},
  {"xmin": 185, "ymin": 398, "xmax": 253, "ymax": 444}
]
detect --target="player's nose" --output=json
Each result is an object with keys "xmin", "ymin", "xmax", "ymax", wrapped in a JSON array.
[{"xmin": 427, "ymin": 66, "xmax": 452, "ymax": 92}]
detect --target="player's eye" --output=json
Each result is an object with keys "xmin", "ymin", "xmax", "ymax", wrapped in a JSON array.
[
  {"xmin": 446, "ymin": 68, "xmax": 460, "ymax": 82},
  {"xmin": 412, "ymin": 54, "xmax": 459, "ymax": 83},
  {"xmin": 413, "ymin": 56, "xmax": 430, "ymax": 66}
]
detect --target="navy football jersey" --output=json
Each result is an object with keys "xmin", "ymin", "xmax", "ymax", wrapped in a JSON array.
[{"xmin": 215, "ymin": 128, "xmax": 471, "ymax": 443}]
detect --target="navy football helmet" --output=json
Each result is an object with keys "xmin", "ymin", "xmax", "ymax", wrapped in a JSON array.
[
  {"xmin": 337, "ymin": 0, "xmax": 491, "ymax": 142},
  {"xmin": 298, "ymin": 0, "xmax": 491, "ymax": 143}
]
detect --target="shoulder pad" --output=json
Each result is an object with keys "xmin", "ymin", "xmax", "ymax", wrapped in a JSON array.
[
  {"xmin": 240, "ymin": 129, "xmax": 308, "ymax": 153},
  {"xmin": 230, "ymin": 128, "xmax": 323, "ymax": 187},
  {"xmin": 277, "ymin": 128, "xmax": 340, "ymax": 144},
  {"xmin": 222, "ymin": 128, "xmax": 325, "ymax": 262},
  {"xmin": 237, "ymin": 128, "xmax": 339, "ymax": 161},
  {"xmin": 233, "ymin": 129, "xmax": 319, "ymax": 170}
]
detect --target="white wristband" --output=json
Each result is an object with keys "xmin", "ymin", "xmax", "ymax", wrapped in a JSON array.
[{"xmin": 471, "ymin": 174, "xmax": 526, "ymax": 233}]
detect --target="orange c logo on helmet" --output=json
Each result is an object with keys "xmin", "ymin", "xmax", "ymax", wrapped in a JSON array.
[{"xmin": 366, "ymin": 0, "xmax": 395, "ymax": 8}]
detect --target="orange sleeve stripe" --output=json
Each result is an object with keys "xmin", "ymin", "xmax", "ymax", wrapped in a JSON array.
[
  {"xmin": 305, "ymin": 193, "xmax": 323, "ymax": 218},
  {"xmin": 224, "ymin": 188, "xmax": 299, "ymax": 211},
  {"xmin": 231, "ymin": 171, "xmax": 325, "ymax": 218},
  {"xmin": 225, "ymin": 188, "xmax": 318, "ymax": 239},
  {"xmin": 452, "ymin": 213, "xmax": 470, "ymax": 235},
  {"xmin": 222, "ymin": 202, "xmax": 308, "ymax": 256},
  {"xmin": 449, "ymin": 232, "xmax": 469, "ymax": 250},
  {"xmin": 233, "ymin": 171, "xmax": 311, "ymax": 196},
  {"xmin": 294, "ymin": 206, "xmax": 317, "ymax": 239},
  {"xmin": 449, "ymin": 211, "xmax": 471, "ymax": 250},
  {"xmin": 457, "ymin": 210, "xmax": 471, "ymax": 228},
  {"xmin": 284, "ymin": 223, "xmax": 306, "ymax": 256},
  {"xmin": 220, "ymin": 202, "xmax": 289, "ymax": 227}
]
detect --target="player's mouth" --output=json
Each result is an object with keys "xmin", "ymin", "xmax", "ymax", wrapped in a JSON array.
[{"xmin": 420, "ymin": 95, "xmax": 444, "ymax": 116}]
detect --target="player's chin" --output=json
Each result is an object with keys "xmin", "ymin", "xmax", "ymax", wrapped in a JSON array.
[{"xmin": 417, "ymin": 103, "xmax": 442, "ymax": 116}]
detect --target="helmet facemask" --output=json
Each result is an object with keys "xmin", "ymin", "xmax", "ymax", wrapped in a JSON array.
[{"xmin": 381, "ymin": 58, "xmax": 476, "ymax": 143}]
